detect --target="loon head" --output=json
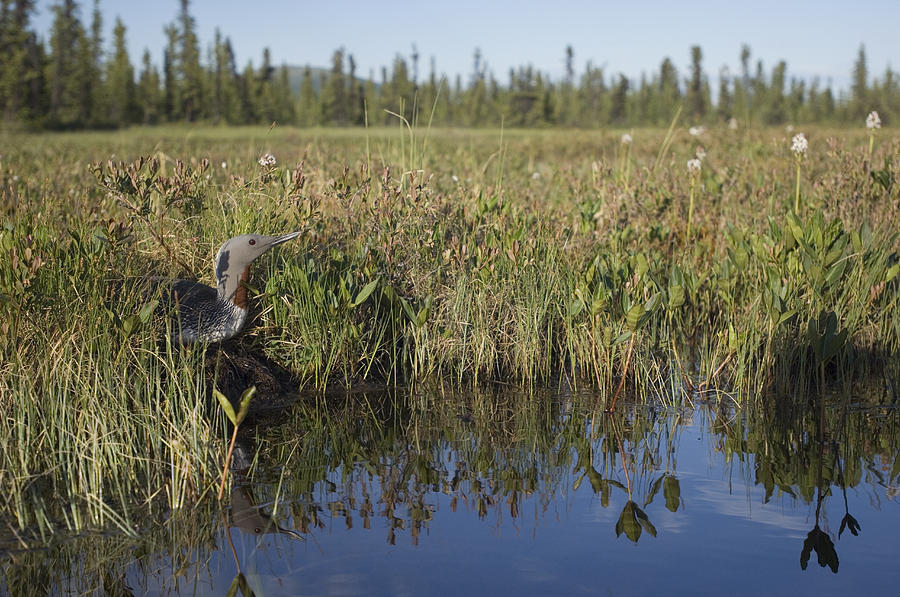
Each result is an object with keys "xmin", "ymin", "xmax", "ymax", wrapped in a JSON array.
[{"xmin": 215, "ymin": 232, "xmax": 300, "ymax": 307}]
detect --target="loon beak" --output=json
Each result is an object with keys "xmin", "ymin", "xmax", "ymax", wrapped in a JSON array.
[{"xmin": 268, "ymin": 231, "xmax": 301, "ymax": 247}]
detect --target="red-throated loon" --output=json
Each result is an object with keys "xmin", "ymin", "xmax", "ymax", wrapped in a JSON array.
[{"xmin": 168, "ymin": 232, "xmax": 299, "ymax": 344}]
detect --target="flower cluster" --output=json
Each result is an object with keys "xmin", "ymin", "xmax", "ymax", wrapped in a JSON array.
[
  {"xmin": 688, "ymin": 125, "xmax": 705, "ymax": 137},
  {"xmin": 687, "ymin": 158, "xmax": 702, "ymax": 175},
  {"xmin": 791, "ymin": 133, "xmax": 808, "ymax": 157},
  {"xmin": 258, "ymin": 153, "xmax": 277, "ymax": 167},
  {"xmin": 866, "ymin": 111, "xmax": 881, "ymax": 130},
  {"xmin": 621, "ymin": 133, "xmax": 632, "ymax": 145}
]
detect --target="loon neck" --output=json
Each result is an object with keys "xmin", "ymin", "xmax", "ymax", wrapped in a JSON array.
[
  {"xmin": 218, "ymin": 266, "xmax": 251, "ymax": 310},
  {"xmin": 234, "ymin": 267, "xmax": 250, "ymax": 309}
]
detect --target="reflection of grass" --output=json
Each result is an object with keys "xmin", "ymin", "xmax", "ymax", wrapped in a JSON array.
[
  {"xmin": 1, "ymin": 501, "xmax": 220, "ymax": 595},
  {"xmin": 2, "ymin": 387, "xmax": 896, "ymax": 590},
  {"xmin": 1, "ymin": 126, "xmax": 898, "ymax": 538}
]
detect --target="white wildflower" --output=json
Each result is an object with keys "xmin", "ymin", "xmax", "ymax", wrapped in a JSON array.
[
  {"xmin": 791, "ymin": 133, "xmax": 808, "ymax": 156},
  {"xmin": 451, "ymin": 174, "xmax": 459, "ymax": 183},
  {"xmin": 221, "ymin": 161, "xmax": 228, "ymax": 169},
  {"xmin": 786, "ymin": 124, "xmax": 794, "ymax": 133},
  {"xmin": 866, "ymin": 111, "xmax": 881, "ymax": 130},
  {"xmin": 687, "ymin": 158, "xmax": 702, "ymax": 175},
  {"xmin": 532, "ymin": 172, "xmax": 541, "ymax": 180},
  {"xmin": 688, "ymin": 125, "xmax": 705, "ymax": 137},
  {"xmin": 728, "ymin": 117, "xmax": 738, "ymax": 130},
  {"xmin": 621, "ymin": 133, "xmax": 632, "ymax": 145},
  {"xmin": 695, "ymin": 147, "xmax": 707, "ymax": 161},
  {"xmin": 258, "ymin": 153, "xmax": 277, "ymax": 167},
  {"xmin": 12, "ymin": 175, "xmax": 19, "ymax": 182}
]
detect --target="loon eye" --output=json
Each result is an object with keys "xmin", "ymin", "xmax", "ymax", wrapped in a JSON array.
[{"xmin": 249, "ymin": 239, "xmax": 256, "ymax": 246}]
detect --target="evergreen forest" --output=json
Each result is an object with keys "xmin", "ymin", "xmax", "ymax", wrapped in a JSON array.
[{"xmin": 1, "ymin": 0, "xmax": 896, "ymax": 130}]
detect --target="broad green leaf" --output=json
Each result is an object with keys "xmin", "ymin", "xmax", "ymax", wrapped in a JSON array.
[
  {"xmin": 886, "ymin": 265, "xmax": 900, "ymax": 282},
  {"xmin": 664, "ymin": 475, "xmax": 681, "ymax": 512},
  {"xmin": 567, "ymin": 298, "xmax": 584, "ymax": 319},
  {"xmin": 777, "ymin": 309, "xmax": 797, "ymax": 327},
  {"xmin": 138, "ymin": 299, "xmax": 159, "ymax": 323},
  {"xmin": 214, "ymin": 388, "xmax": 237, "ymax": 424},
  {"xmin": 634, "ymin": 505, "xmax": 657, "ymax": 537},
  {"xmin": 824, "ymin": 234, "xmax": 848, "ymax": 267},
  {"xmin": 616, "ymin": 501, "xmax": 642, "ymax": 543},
  {"xmin": 235, "ymin": 386, "xmax": 257, "ymax": 425},
  {"xmin": 399, "ymin": 296, "xmax": 417, "ymax": 325},
  {"xmin": 351, "ymin": 279, "xmax": 378, "ymax": 307},
  {"xmin": 625, "ymin": 302, "xmax": 645, "ymax": 331},
  {"xmin": 225, "ymin": 575, "xmax": 241, "ymax": 597},
  {"xmin": 645, "ymin": 475, "xmax": 664, "ymax": 506},
  {"xmin": 122, "ymin": 314, "xmax": 139, "ymax": 335},
  {"xmin": 824, "ymin": 260, "xmax": 848, "ymax": 287},
  {"xmin": 613, "ymin": 330, "xmax": 632, "ymax": 346},
  {"xmin": 634, "ymin": 253, "xmax": 650, "ymax": 279},
  {"xmin": 668, "ymin": 285, "xmax": 685, "ymax": 309},
  {"xmin": 643, "ymin": 291, "xmax": 661, "ymax": 313}
]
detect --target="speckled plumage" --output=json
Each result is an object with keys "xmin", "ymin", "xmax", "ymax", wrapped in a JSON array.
[
  {"xmin": 170, "ymin": 279, "xmax": 248, "ymax": 343},
  {"xmin": 167, "ymin": 232, "xmax": 299, "ymax": 344}
]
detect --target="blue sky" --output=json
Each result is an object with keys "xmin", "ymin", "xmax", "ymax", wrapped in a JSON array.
[{"xmin": 31, "ymin": 0, "xmax": 898, "ymax": 92}]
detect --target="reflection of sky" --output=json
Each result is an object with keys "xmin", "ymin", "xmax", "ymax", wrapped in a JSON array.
[{"xmin": 129, "ymin": 408, "xmax": 900, "ymax": 597}]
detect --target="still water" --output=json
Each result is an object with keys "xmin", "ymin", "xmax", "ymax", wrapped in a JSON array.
[{"xmin": 3, "ymin": 390, "xmax": 899, "ymax": 596}]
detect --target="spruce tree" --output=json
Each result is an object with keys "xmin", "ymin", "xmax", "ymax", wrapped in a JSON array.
[
  {"xmin": 177, "ymin": 0, "xmax": 203, "ymax": 121},
  {"xmin": 717, "ymin": 66, "xmax": 733, "ymax": 121},
  {"xmin": 578, "ymin": 61, "xmax": 607, "ymax": 126},
  {"xmin": 851, "ymin": 45, "xmax": 868, "ymax": 119},
  {"xmin": 0, "ymin": 0, "xmax": 42, "ymax": 122},
  {"xmin": 239, "ymin": 61, "xmax": 255, "ymax": 122},
  {"xmin": 137, "ymin": 48, "xmax": 161, "ymax": 124},
  {"xmin": 686, "ymin": 45, "xmax": 708, "ymax": 120},
  {"xmin": 106, "ymin": 17, "xmax": 136, "ymax": 126},
  {"xmin": 220, "ymin": 38, "xmax": 242, "ymax": 123},
  {"xmin": 657, "ymin": 58, "xmax": 680, "ymax": 124},
  {"xmin": 362, "ymin": 71, "xmax": 377, "ymax": 126},
  {"xmin": 46, "ymin": 0, "xmax": 83, "ymax": 127},
  {"xmin": 162, "ymin": 24, "xmax": 177, "ymax": 121},
  {"xmin": 253, "ymin": 47, "xmax": 274, "ymax": 122},
  {"xmin": 347, "ymin": 53, "xmax": 362, "ymax": 125},
  {"xmin": 296, "ymin": 65, "xmax": 317, "ymax": 126},
  {"xmin": 273, "ymin": 64, "xmax": 294, "ymax": 123},
  {"xmin": 85, "ymin": 0, "xmax": 103, "ymax": 124},
  {"xmin": 609, "ymin": 74, "xmax": 629, "ymax": 124},
  {"xmin": 321, "ymin": 48, "xmax": 347, "ymax": 124},
  {"xmin": 764, "ymin": 61, "xmax": 787, "ymax": 124}
]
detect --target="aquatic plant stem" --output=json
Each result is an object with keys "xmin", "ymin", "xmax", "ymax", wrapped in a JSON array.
[
  {"xmin": 607, "ymin": 334, "xmax": 635, "ymax": 412},
  {"xmin": 218, "ymin": 424, "xmax": 241, "ymax": 500}
]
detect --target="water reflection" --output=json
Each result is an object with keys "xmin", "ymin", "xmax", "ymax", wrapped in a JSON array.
[{"xmin": 1, "ymin": 388, "xmax": 898, "ymax": 595}]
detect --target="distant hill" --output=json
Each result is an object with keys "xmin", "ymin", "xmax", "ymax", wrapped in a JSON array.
[{"xmin": 284, "ymin": 65, "xmax": 376, "ymax": 94}]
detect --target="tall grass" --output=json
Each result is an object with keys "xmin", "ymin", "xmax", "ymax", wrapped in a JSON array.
[{"xmin": 0, "ymin": 124, "xmax": 898, "ymax": 536}]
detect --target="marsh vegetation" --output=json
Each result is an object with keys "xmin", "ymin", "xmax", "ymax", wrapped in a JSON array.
[{"xmin": 0, "ymin": 123, "xmax": 898, "ymax": 591}]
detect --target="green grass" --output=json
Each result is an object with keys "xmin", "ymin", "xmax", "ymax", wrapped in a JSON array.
[{"xmin": 0, "ymin": 124, "xmax": 898, "ymax": 535}]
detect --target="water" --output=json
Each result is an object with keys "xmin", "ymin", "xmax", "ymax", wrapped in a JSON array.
[{"xmin": 2, "ymin": 391, "xmax": 898, "ymax": 596}]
